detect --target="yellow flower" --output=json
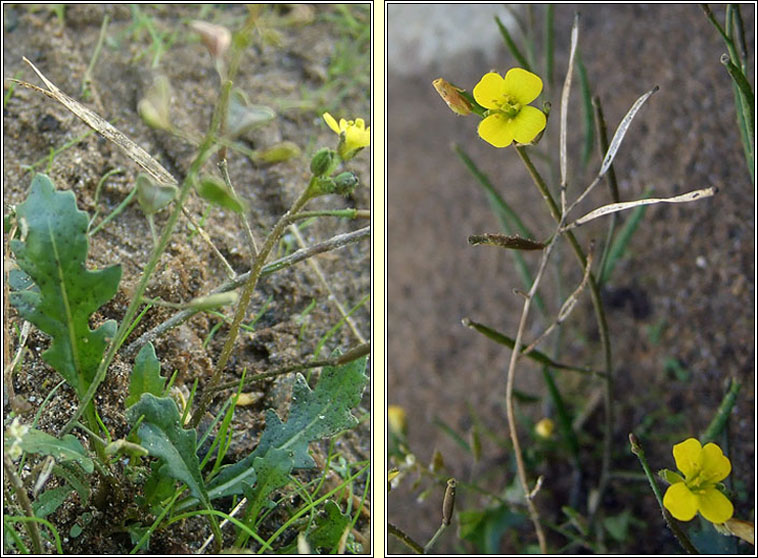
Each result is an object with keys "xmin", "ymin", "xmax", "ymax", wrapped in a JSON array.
[
  {"xmin": 387, "ymin": 405, "xmax": 407, "ymax": 437},
  {"xmin": 663, "ymin": 438, "xmax": 734, "ymax": 524},
  {"xmin": 472, "ymin": 68, "xmax": 546, "ymax": 148},
  {"xmin": 322, "ymin": 112, "xmax": 370, "ymax": 160}
]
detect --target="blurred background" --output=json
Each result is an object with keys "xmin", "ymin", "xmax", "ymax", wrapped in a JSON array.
[{"xmin": 387, "ymin": 4, "xmax": 754, "ymax": 554}]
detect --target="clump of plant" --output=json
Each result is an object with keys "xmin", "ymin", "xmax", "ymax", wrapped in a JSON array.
[
  {"xmin": 389, "ymin": 6, "xmax": 750, "ymax": 554},
  {"xmin": 4, "ymin": 6, "xmax": 370, "ymax": 554}
]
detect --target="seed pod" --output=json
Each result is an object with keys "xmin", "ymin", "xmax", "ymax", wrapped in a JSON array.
[{"xmin": 442, "ymin": 478, "xmax": 457, "ymax": 526}]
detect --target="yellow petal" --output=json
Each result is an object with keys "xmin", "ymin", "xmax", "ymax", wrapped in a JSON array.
[
  {"xmin": 473, "ymin": 72, "xmax": 507, "ymax": 110},
  {"xmin": 338, "ymin": 118, "xmax": 349, "ymax": 132},
  {"xmin": 478, "ymin": 113, "xmax": 515, "ymax": 148},
  {"xmin": 511, "ymin": 105, "xmax": 547, "ymax": 144},
  {"xmin": 697, "ymin": 487, "xmax": 734, "ymax": 524},
  {"xmin": 663, "ymin": 482, "xmax": 698, "ymax": 521},
  {"xmin": 503, "ymin": 67, "xmax": 543, "ymax": 105},
  {"xmin": 323, "ymin": 112, "xmax": 340, "ymax": 135},
  {"xmin": 673, "ymin": 438, "xmax": 702, "ymax": 479},
  {"xmin": 344, "ymin": 125, "xmax": 370, "ymax": 152},
  {"xmin": 700, "ymin": 442, "xmax": 731, "ymax": 483}
]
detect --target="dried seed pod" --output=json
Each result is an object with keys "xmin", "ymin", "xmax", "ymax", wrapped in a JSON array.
[{"xmin": 442, "ymin": 478, "xmax": 457, "ymax": 526}]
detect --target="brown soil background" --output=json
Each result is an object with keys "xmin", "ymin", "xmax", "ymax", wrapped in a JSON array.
[
  {"xmin": 388, "ymin": 4, "xmax": 754, "ymax": 554},
  {"xmin": 3, "ymin": 4, "xmax": 370, "ymax": 554}
]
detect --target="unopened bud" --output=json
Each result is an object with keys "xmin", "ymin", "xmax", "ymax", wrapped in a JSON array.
[
  {"xmin": 433, "ymin": 78, "xmax": 473, "ymax": 116},
  {"xmin": 191, "ymin": 20, "xmax": 231, "ymax": 61},
  {"xmin": 310, "ymin": 148, "xmax": 337, "ymax": 177},
  {"xmin": 332, "ymin": 172, "xmax": 359, "ymax": 195}
]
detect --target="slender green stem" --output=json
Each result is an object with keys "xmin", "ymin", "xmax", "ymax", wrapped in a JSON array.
[
  {"xmin": 388, "ymin": 522, "xmax": 424, "ymax": 554},
  {"xmin": 423, "ymin": 523, "xmax": 448, "ymax": 554},
  {"xmin": 515, "ymin": 146, "xmax": 614, "ymax": 520},
  {"xmin": 189, "ymin": 184, "xmax": 315, "ymax": 428}
]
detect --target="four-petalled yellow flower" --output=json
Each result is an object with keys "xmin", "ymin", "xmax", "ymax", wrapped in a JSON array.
[
  {"xmin": 663, "ymin": 438, "xmax": 734, "ymax": 524},
  {"xmin": 472, "ymin": 68, "xmax": 547, "ymax": 148},
  {"xmin": 323, "ymin": 112, "xmax": 370, "ymax": 160}
]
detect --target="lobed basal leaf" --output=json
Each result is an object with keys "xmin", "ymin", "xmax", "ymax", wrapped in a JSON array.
[{"xmin": 9, "ymin": 173, "xmax": 121, "ymax": 399}]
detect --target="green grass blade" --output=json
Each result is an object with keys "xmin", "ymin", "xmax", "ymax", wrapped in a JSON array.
[
  {"xmin": 463, "ymin": 318, "xmax": 601, "ymax": 377},
  {"xmin": 433, "ymin": 417, "xmax": 471, "ymax": 453},
  {"xmin": 700, "ymin": 379, "xmax": 741, "ymax": 444},
  {"xmin": 544, "ymin": 4, "xmax": 554, "ymax": 88},
  {"xmin": 495, "ymin": 15, "xmax": 531, "ymax": 71},
  {"xmin": 577, "ymin": 51, "xmax": 594, "ymax": 169},
  {"xmin": 541, "ymin": 366, "xmax": 580, "ymax": 459}
]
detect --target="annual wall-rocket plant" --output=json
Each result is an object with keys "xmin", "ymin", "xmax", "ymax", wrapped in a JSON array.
[
  {"xmin": 4, "ymin": 5, "xmax": 370, "ymax": 554},
  {"xmin": 388, "ymin": 8, "xmax": 744, "ymax": 555}
]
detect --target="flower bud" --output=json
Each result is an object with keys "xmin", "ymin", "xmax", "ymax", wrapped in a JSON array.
[
  {"xmin": 137, "ymin": 75, "xmax": 173, "ymax": 131},
  {"xmin": 190, "ymin": 20, "xmax": 231, "ymax": 61},
  {"xmin": 433, "ymin": 78, "xmax": 473, "ymax": 116},
  {"xmin": 332, "ymin": 172, "xmax": 359, "ymax": 195},
  {"xmin": 310, "ymin": 147, "xmax": 337, "ymax": 177},
  {"xmin": 535, "ymin": 417, "xmax": 555, "ymax": 439}
]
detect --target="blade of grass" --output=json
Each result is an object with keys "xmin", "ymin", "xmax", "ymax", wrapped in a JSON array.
[
  {"xmin": 544, "ymin": 4, "xmax": 554, "ymax": 88},
  {"xmin": 700, "ymin": 378, "xmax": 740, "ymax": 444},
  {"xmin": 463, "ymin": 318, "xmax": 604, "ymax": 377},
  {"xmin": 433, "ymin": 417, "xmax": 471, "ymax": 453},
  {"xmin": 495, "ymin": 15, "xmax": 531, "ymax": 71},
  {"xmin": 577, "ymin": 51, "xmax": 594, "ymax": 169}
]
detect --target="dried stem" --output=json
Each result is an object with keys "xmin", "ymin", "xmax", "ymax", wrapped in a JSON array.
[
  {"xmin": 516, "ymin": 144, "xmax": 614, "ymax": 524},
  {"xmin": 189, "ymin": 184, "xmax": 315, "ymax": 428},
  {"xmin": 4, "ymin": 455, "xmax": 43, "ymax": 554},
  {"xmin": 122, "ymin": 226, "xmax": 369, "ymax": 358}
]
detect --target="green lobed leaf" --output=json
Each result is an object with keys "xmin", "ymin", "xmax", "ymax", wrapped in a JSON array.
[
  {"xmin": 241, "ymin": 448, "xmax": 293, "ymax": 523},
  {"xmin": 179, "ymin": 355, "xmax": 368, "ymax": 509},
  {"xmin": 126, "ymin": 342, "xmax": 165, "ymax": 407},
  {"xmin": 307, "ymin": 500, "xmax": 351, "ymax": 552},
  {"xmin": 251, "ymin": 354, "xmax": 368, "ymax": 468},
  {"xmin": 9, "ymin": 174, "xmax": 121, "ymax": 400},
  {"xmin": 126, "ymin": 393, "xmax": 209, "ymax": 506},
  {"xmin": 18, "ymin": 428, "xmax": 94, "ymax": 474}
]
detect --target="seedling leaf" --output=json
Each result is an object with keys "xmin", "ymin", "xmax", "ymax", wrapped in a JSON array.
[
  {"xmin": 9, "ymin": 174, "xmax": 121, "ymax": 400},
  {"xmin": 18, "ymin": 428, "xmax": 94, "ymax": 474},
  {"xmin": 195, "ymin": 175, "xmax": 246, "ymax": 213},
  {"xmin": 126, "ymin": 342, "xmax": 165, "ymax": 407},
  {"xmin": 126, "ymin": 393, "xmax": 209, "ymax": 506},
  {"xmin": 33, "ymin": 485, "xmax": 73, "ymax": 518}
]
